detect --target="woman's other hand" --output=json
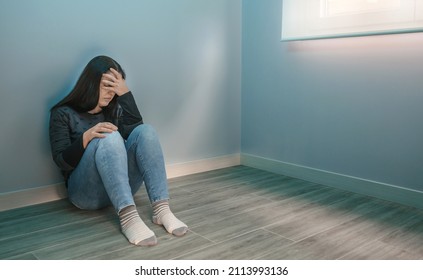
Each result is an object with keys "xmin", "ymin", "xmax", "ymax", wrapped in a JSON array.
[{"xmin": 82, "ymin": 122, "xmax": 118, "ymax": 148}]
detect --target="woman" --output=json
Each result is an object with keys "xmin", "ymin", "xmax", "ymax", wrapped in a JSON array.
[{"xmin": 49, "ymin": 55, "xmax": 187, "ymax": 246}]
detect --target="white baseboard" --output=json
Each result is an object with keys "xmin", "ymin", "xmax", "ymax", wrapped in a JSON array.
[
  {"xmin": 241, "ymin": 153, "xmax": 423, "ymax": 210},
  {"xmin": 0, "ymin": 183, "xmax": 68, "ymax": 212},
  {"xmin": 166, "ymin": 153, "xmax": 241, "ymax": 179},
  {"xmin": 0, "ymin": 154, "xmax": 241, "ymax": 212}
]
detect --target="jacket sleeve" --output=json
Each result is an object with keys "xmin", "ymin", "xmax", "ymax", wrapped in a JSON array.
[
  {"xmin": 49, "ymin": 108, "xmax": 85, "ymax": 173},
  {"xmin": 117, "ymin": 91, "xmax": 144, "ymax": 139}
]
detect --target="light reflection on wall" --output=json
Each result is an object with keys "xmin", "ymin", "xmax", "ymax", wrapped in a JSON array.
[{"xmin": 163, "ymin": 21, "xmax": 229, "ymax": 161}]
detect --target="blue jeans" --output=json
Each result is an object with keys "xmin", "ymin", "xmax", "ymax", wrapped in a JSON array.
[{"xmin": 67, "ymin": 124, "xmax": 169, "ymax": 213}]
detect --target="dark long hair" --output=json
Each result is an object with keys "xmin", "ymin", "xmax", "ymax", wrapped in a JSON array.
[{"xmin": 51, "ymin": 55, "xmax": 126, "ymax": 122}]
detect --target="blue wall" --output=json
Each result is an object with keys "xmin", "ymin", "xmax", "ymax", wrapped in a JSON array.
[
  {"xmin": 0, "ymin": 0, "xmax": 241, "ymax": 193},
  {"xmin": 2, "ymin": 0, "xmax": 422, "ymax": 200},
  {"xmin": 242, "ymin": 0, "xmax": 423, "ymax": 192}
]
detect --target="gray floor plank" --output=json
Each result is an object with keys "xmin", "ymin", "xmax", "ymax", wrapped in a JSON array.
[
  {"xmin": 175, "ymin": 170, "xmax": 278, "ymax": 194},
  {"xmin": 0, "ymin": 206, "xmax": 115, "ymax": 241},
  {"xmin": 177, "ymin": 194, "xmax": 274, "ymax": 229},
  {"xmin": 7, "ymin": 252, "xmax": 39, "ymax": 260},
  {"xmin": 264, "ymin": 194, "xmax": 374, "ymax": 242},
  {"xmin": 379, "ymin": 218, "xmax": 423, "ymax": 257},
  {"xmin": 0, "ymin": 199, "xmax": 74, "ymax": 224},
  {"xmin": 0, "ymin": 216, "xmax": 117, "ymax": 259},
  {"xmin": 176, "ymin": 229, "xmax": 293, "ymax": 260},
  {"xmin": 339, "ymin": 240, "xmax": 422, "ymax": 260},
  {"xmin": 258, "ymin": 202, "xmax": 419, "ymax": 260},
  {"xmin": 1, "ymin": 165, "xmax": 422, "ymax": 260},
  {"xmin": 188, "ymin": 198, "xmax": 310, "ymax": 243},
  {"xmin": 90, "ymin": 231, "xmax": 214, "ymax": 260},
  {"xmin": 33, "ymin": 230, "xmax": 131, "ymax": 260}
]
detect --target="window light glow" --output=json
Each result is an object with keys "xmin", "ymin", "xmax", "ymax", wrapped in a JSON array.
[
  {"xmin": 282, "ymin": 0, "xmax": 423, "ymax": 41},
  {"xmin": 323, "ymin": 0, "xmax": 401, "ymax": 17}
]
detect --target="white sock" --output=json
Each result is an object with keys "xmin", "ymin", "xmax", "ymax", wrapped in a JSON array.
[
  {"xmin": 119, "ymin": 205, "xmax": 157, "ymax": 246},
  {"xmin": 152, "ymin": 200, "xmax": 188, "ymax": 237}
]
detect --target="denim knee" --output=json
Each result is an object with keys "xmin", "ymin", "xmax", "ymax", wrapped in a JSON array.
[
  {"xmin": 131, "ymin": 124, "xmax": 157, "ymax": 141},
  {"xmin": 96, "ymin": 131, "xmax": 125, "ymax": 147}
]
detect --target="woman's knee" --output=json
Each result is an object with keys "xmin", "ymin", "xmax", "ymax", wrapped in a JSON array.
[
  {"xmin": 105, "ymin": 130, "xmax": 125, "ymax": 141},
  {"xmin": 97, "ymin": 131, "xmax": 125, "ymax": 146},
  {"xmin": 86, "ymin": 131, "xmax": 126, "ymax": 156},
  {"xmin": 132, "ymin": 124, "xmax": 158, "ymax": 141}
]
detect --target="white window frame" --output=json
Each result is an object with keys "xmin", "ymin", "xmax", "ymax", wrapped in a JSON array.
[{"xmin": 281, "ymin": 0, "xmax": 423, "ymax": 41}]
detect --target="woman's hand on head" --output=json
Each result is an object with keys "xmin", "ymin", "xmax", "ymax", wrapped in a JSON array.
[
  {"xmin": 82, "ymin": 122, "xmax": 118, "ymax": 148},
  {"xmin": 101, "ymin": 68, "xmax": 130, "ymax": 96}
]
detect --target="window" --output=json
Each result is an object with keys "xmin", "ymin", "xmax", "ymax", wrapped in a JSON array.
[{"xmin": 281, "ymin": 0, "xmax": 423, "ymax": 41}]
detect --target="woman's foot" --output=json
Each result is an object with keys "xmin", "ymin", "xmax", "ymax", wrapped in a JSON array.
[
  {"xmin": 119, "ymin": 205, "xmax": 157, "ymax": 246},
  {"xmin": 152, "ymin": 200, "xmax": 188, "ymax": 237}
]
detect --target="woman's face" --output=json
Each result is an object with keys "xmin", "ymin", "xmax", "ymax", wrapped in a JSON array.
[{"xmin": 98, "ymin": 70, "xmax": 116, "ymax": 108}]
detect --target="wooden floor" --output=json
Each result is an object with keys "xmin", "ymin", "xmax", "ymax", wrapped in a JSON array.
[{"xmin": 1, "ymin": 166, "xmax": 422, "ymax": 260}]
